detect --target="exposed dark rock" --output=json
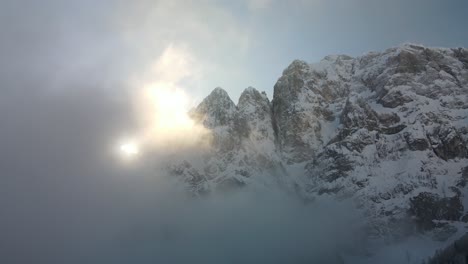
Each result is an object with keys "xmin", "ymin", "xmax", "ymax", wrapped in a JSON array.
[
  {"xmin": 314, "ymin": 106, "xmax": 335, "ymax": 121},
  {"xmin": 238, "ymin": 87, "xmax": 271, "ymax": 118},
  {"xmin": 168, "ymin": 161, "xmax": 208, "ymax": 195},
  {"xmin": 453, "ymin": 47, "xmax": 468, "ymax": 69},
  {"xmin": 339, "ymin": 130, "xmax": 374, "ymax": 153},
  {"xmin": 193, "ymin": 87, "xmax": 237, "ymax": 127},
  {"xmin": 428, "ymin": 126, "xmax": 467, "ymax": 160},
  {"xmin": 318, "ymin": 186, "xmax": 344, "ymax": 195},
  {"xmin": 378, "ymin": 90, "xmax": 413, "ymax": 108},
  {"xmin": 307, "ymin": 148, "xmax": 354, "ymax": 182},
  {"xmin": 353, "ymin": 179, "xmax": 368, "ymax": 188},
  {"xmin": 404, "ymin": 132, "xmax": 430, "ymax": 151},
  {"xmin": 431, "ymin": 224, "xmax": 458, "ymax": 242},
  {"xmin": 418, "ymin": 112, "xmax": 445, "ymax": 126},
  {"xmin": 376, "ymin": 184, "xmax": 415, "ymax": 202},
  {"xmin": 457, "ymin": 167, "xmax": 468, "ymax": 187},
  {"xmin": 392, "ymin": 50, "xmax": 426, "ymax": 74},
  {"xmin": 340, "ymin": 99, "xmax": 379, "ymax": 131},
  {"xmin": 272, "ymin": 61, "xmax": 314, "ymax": 162},
  {"xmin": 216, "ymin": 177, "xmax": 246, "ymax": 192},
  {"xmin": 393, "ymin": 183, "xmax": 414, "ymax": 196},
  {"xmin": 235, "ymin": 169, "xmax": 250, "ymax": 178},
  {"xmin": 409, "ymin": 192, "xmax": 463, "ymax": 230},
  {"xmin": 380, "ymin": 124, "xmax": 406, "ymax": 135},
  {"xmin": 428, "ymin": 233, "xmax": 468, "ymax": 264},
  {"xmin": 378, "ymin": 112, "xmax": 401, "ymax": 127},
  {"xmin": 461, "ymin": 213, "xmax": 468, "ymax": 223},
  {"xmin": 232, "ymin": 115, "xmax": 250, "ymax": 138}
]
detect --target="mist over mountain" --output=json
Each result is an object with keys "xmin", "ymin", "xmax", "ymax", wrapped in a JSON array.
[
  {"xmin": 1, "ymin": 43, "xmax": 468, "ymax": 264},
  {"xmin": 2, "ymin": 0, "xmax": 468, "ymax": 263}
]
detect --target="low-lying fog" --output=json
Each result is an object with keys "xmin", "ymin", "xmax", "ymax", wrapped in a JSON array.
[{"xmin": 0, "ymin": 88, "xmax": 367, "ymax": 264}]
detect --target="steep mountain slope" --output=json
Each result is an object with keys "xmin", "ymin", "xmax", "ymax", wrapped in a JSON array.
[
  {"xmin": 428, "ymin": 232, "xmax": 468, "ymax": 263},
  {"xmin": 169, "ymin": 44, "xmax": 468, "ymax": 241}
]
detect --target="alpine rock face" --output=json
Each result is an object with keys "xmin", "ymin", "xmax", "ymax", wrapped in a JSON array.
[{"xmin": 168, "ymin": 44, "xmax": 468, "ymax": 241}]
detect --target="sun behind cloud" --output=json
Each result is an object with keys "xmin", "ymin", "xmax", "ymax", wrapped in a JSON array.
[
  {"xmin": 123, "ymin": 45, "xmax": 211, "ymax": 154},
  {"xmin": 119, "ymin": 141, "xmax": 140, "ymax": 156},
  {"xmin": 139, "ymin": 82, "xmax": 198, "ymax": 132}
]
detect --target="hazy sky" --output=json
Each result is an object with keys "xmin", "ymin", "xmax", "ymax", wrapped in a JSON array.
[
  {"xmin": 1, "ymin": 1, "xmax": 466, "ymax": 262},
  {"xmin": 2, "ymin": 0, "xmax": 467, "ymax": 103}
]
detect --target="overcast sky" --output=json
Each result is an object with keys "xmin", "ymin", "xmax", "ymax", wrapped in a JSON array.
[
  {"xmin": 1, "ymin": 0, "xmax": 467, "ymax": 102},
  {"xmin": 1, "ymin": 1, "xmax": 466, "ymax": 262}
]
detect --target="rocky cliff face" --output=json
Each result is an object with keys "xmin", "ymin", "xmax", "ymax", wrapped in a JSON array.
[
  {"xmin": 428, "ymin": 233, "xmax": 468, "ymax": 264},
  {"xmin": 169, "ymin": 44, "xmax": 468, "ymax": 240}
]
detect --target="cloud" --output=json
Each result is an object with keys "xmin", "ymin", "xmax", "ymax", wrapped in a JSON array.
[
  {"xmin": 113, "ymin": 0, "xmax": 252, "ymax": 99},
  {"xmin": 150, "ymin": 44, "xmax": 199, "ymax": 83},
  {"xmin": 0, "ymin": 86, "xmax": 365, "ymax": 264},
  {"xmin": 125, "ymin": 44, "xmax": 211, "ymax": 153},
  {"xmin": 0, "ymin": 1, "xmax": 370, "ymax": 263}
]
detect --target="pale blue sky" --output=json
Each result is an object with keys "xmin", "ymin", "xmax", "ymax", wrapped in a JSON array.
[{"xmin": 218, "ymin": 0, "xmax": 468, "ymax": 100}]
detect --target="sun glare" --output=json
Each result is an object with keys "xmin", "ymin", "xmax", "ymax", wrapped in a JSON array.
[
  {"xmin": 119, "ymin": 141, "xmax": 140, "ymax": 157},
  {"xmin": 115, "ymin": 83, "xmax": 210, "ymax": 161},
  {"xmin": 130, "ymin": 82, "xmax": 209, "ymax": 148},
  {"xmin": 147, "ymin": 83, "xmax": 193, "ymax": 130}
]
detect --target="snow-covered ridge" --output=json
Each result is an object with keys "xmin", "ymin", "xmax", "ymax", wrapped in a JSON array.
[{"xmin": 170, "ymin": 44, "xmax": 468, "ymax": 242}]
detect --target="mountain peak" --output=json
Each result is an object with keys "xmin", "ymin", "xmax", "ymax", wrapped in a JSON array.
[
  {"xmin": 242, "ymin": 86, "xmax": 258, "ymax": 94},
  {"xmin": 193, "ymin": 87, "xmax": 236, "ymax": 127},
  {"xmin": 282, "ymin": 59, "xmax": 309, "ymax": 75},
  {"xmin": 210, "ymin": 87, "xmax": 230, "ymax": 97},
  {"xmin": 399, "ymin": 42, "xmax": 426, "ymax": 50},
  {"xmin": 238, "ymin": 87, "xmax": 270, "ymax": 110},
  {"xmin": 201, "ymin": 87, "xmax": 235, "ymax": 107},
  {"xmin": 239, "ymin": 86, "xmax": 262, "ymax": 100},
  {"xmin": 322, "ymin": 54, "xmax": 353, "ymax": 62}
]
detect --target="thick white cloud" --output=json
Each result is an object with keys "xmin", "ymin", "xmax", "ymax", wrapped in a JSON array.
[{"xmin": 127, "ymin": 44, "xmax": 212, "ymax": 152}]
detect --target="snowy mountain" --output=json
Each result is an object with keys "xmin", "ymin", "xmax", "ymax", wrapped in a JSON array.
[
  {"xmin": 168, "ymin": 44, "xmax": 468, "ymax": 243},
  {"xmin": 427, "ymin": 232, "xmax": 468, "ymax": 263}
]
